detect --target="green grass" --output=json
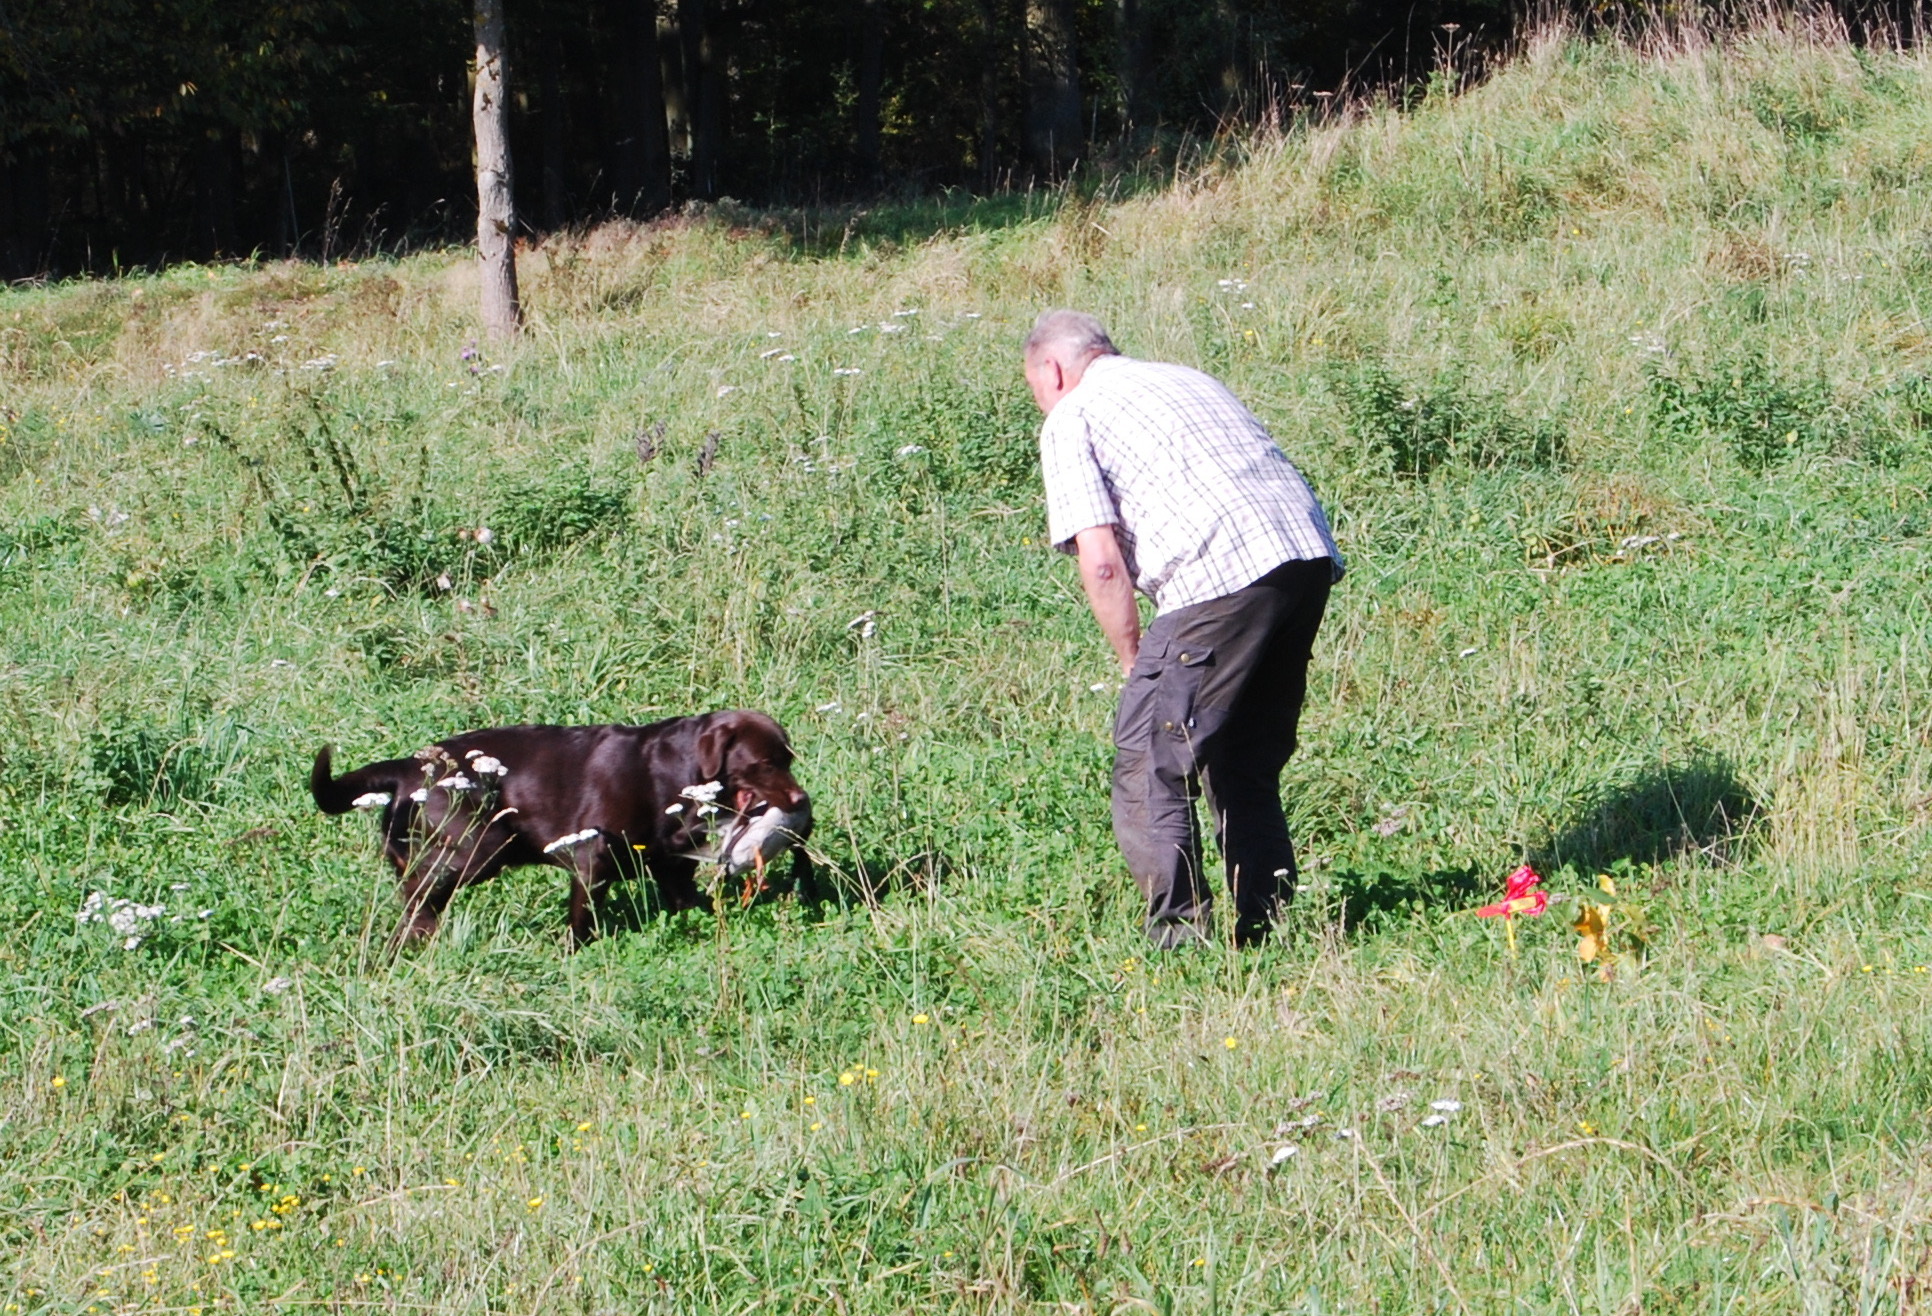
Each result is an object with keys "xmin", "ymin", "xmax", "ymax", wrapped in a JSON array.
[{"xmin": 6, "ymin": 17, "xmax": 1932, "ymax": 1313}]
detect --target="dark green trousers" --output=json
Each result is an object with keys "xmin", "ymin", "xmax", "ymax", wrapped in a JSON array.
[{"xmin": 1110, "ymin": 557, "xmax": 1333, "ymax": 948}]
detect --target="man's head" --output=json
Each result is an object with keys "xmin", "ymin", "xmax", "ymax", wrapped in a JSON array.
[{"xmin": 1023, "ymin": 310, "xmax": 1118, "ymax": 414}]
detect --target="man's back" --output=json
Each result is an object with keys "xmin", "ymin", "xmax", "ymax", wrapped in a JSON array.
[{"xmin": 1038, "ymin": 354, "xmax": 1341, "ymax": 613}]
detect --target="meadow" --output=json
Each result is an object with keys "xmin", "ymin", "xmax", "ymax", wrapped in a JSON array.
[{"xmin": 5, "ymin": 18, "xmax": 1932, "ymax": 1313}]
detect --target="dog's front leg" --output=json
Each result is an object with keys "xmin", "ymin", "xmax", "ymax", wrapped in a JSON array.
[{"xmin": 564, "ymin": 838, "xmax": 617, "ymax": 949}]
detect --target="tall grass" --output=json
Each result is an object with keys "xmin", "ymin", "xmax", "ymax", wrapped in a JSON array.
[{"xmin": 4, "ymin": 17, "xmax": 1932, "ymax": 1312}]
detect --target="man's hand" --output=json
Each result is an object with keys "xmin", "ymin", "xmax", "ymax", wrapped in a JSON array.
[{"xmin": 1074, "ymin": 525, "xmax": 1140, "ymax": 675}]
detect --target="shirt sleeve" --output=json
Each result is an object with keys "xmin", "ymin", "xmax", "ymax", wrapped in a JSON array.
[{"xmin": 1038, "ymin": 410, "xmax": 1119, "ymax": 553}]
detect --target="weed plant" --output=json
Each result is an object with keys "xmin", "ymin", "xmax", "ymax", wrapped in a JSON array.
[{"xmin": 4, "ymin": 17, "xmax": 1932, "ymax": 1313}]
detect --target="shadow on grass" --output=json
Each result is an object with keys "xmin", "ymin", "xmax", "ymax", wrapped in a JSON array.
[
  {"xmin": 586, "ymin": 847, "xmax": 951, "ymax": 936},
  {"xmin": 757, "ymin": 169, "xmax": 1172, "ymax": 259},
  {"xmin": 795, "ymin": 849, "xmax": 956, "ymax": 910},
  {"xmin": 1321, "ymin": 864, "xmax": 1487, "ymax": 933},
  {"xmin": 1533, "ymin": 754, "xmax": 1761, "ymax": 874}
]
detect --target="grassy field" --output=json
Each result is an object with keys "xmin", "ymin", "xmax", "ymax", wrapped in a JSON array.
[{"xmin": 6, "ymin": 18, "xmax": 1932, "ymax": 1313}]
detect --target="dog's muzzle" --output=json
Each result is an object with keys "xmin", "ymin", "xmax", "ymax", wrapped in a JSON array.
[{"xmin": 719, "ymin": 801, "xmax": 812, "ymax": 876}]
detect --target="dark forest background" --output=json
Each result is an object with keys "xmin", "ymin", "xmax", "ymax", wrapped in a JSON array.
[{"xmin": 0, "ymin": 0, "xmax": 1916, "ymax": 279}]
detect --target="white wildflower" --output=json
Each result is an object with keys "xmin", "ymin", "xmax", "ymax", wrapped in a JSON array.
[
  {"xmin": 1429, "ymin": 1100, "xmax": 1462, "ymax": 1113},
  {"xmin": 409, "ymin": 788, "xmax": 429, "ymax": 803},
  {"xmin": 895, "ymin": 444, "xmax": 926, "ymax": 457},
  {"xmin": 470, "ymin": 755, "xmax": 506, "ymax": 777},
  {"xmin": 543, "ymin": 828, "xmax": 600, "ymax": 854},
  {"xmin": 679, "ymin": 782, "xmax": 724, "ymax": 818},
  {"xmin": 665, "ymin": 802, "xmax": 685, "ymax": 815},
  {"xmin": 1335, "ymin": 1128, "xmax": 1356, "ymax": 1140},
  {"xmin": 777, "ymin": 353, "xmax": 795, "ymax": 362},
  {"xmin": 475, "ymin": 526, "xmax": 494, "ymax": 545},
  {"xmin": 262, "ymin": 976, "xmax": 293, "ymax": 996},
  {"xmin": 759, "ymin": 347, "xmax": 785, "ymax": 359},
  {"xmin": 437, "ymin": 774, "xmax": 476, "ymax": 792},
  {"xmin": 833, "ymin": 367, "xmax": 862, "ymax": 377},
  {"xmin": 717, "ymin": 385, "xmax": 737, "ymax": 397},
  {"xmin": 1270, "ymin": 1145, "xmax": 1299, "ymax": 1165},
  {"xmin": 892, "ymin": 308, "xmax": 919, "ymax": 317},
  {"xmin": 1420, "ymin": 1114, "xmax": 1449, "ymax": 1128},
  {"xmin": 350, "ymin": 791, "xmax": 392, "ymax": 810},
  {"xmin": 436, "ymin": 573, "xmax": 453, "ymax": 591},
  {"xmin": 816, "ymin": 701, "xmax": 841, "ymax": 713}
]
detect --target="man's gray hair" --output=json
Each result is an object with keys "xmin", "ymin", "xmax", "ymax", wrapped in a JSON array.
[{"xmin": 1024, "ymin": 309, "xmax": 1118, "ymax": 362}]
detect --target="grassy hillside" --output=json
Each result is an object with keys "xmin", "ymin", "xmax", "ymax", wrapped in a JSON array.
[{"xmin": 5, "ymin": 18, "xmax": 1932, "ymax": 1312}]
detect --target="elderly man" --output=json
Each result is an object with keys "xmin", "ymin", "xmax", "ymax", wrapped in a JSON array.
[{"xmin": 1024, "ymin": 309, "xmax": 1342, "ymax": 948}]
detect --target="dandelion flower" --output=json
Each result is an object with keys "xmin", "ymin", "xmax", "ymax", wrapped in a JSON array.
[
  {"xmin": 912, "ymin": 1013, "xmax": 929, "ymax": 1025},
  {"xmin": 839, "ymin": 1072, "xmax": 856, "ymax": 1086},
  {"xmin": 526, "ymin": 1196, "xmax": 543, "ymax": 1210},
  {"xmin": 1224, "ymin": 1036, "xmax": 1239, "ymax": 1049}
]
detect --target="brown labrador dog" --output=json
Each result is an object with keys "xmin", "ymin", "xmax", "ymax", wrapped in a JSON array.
[{"xmin": 310, "ymin": 710, "xmax": 812, "ymax": 947}]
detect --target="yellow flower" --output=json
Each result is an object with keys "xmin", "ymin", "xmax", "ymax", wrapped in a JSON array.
[
  {"xmin": 803, "ymin": 1096, "xmax": 816, "ymax": 1105},
  {"xmin": 526, "ymin": 1196, "xmax": 543, "ymax": 1210},
  {"xmin": 1223, "ymin": 1036, "xmax": 1238, "ymax": 1049},
  {"xmin": 809, "ymin": 1122, "xmax": 822, "ymax": 1131},
  {"xmin": 50, "ymin": 1075, "xmax": 65, "ymax": 1088},
  {"xmin": 1134, "ymin": 1123, "xmax": 1147, "ymax": 1131},
  {"xmin": 838, "ymin": 1072, "xmax": 856, "ymax": 1086},
  {"xmin": 576, "ymin": 1121, "xmax": 592, "ymax": 1131},
  {"xmin": 912, "ymin": 1013, "xmax": 929, "ymax": 1025},
  {"xmin": 864, "ymin": 1067, "xmax": 879, "ymax": 1080},
  {"xmin": 1577, "ymin": 1120, "xmax": 1598, "ymax": 1136}
]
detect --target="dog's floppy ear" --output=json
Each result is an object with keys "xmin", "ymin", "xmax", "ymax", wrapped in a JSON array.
[{"xmin": 696, "ymin": 716, "xmax": 732, "ymax": 781}]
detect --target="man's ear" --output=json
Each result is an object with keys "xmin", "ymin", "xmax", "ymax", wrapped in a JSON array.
[{"xmin": 697, "ymin": 718, "xmax": 731, "ymax": 781}]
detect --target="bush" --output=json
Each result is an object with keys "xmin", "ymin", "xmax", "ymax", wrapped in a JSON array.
[
  {"xmin": 1645, "ymin": 351, "xmax": 1841, "ymax": 471},
  {"xmin": 1333, "ymin": 364, "xmax": 1567, "ymax": 478}
]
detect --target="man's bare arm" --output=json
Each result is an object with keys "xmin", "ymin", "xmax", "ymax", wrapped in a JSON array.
[{"xmin": 1074, "ymin": 525, "xmax": 1140, "ymax": 674}]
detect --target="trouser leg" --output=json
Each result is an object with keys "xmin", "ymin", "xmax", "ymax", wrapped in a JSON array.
[
  {"xmin": 1113, "ymin": 559, "xmax": 1331, "ymax": 948},
  {"xmin": 1113, "ymin": 657, "xmax": 1210, "ymax": 947},
  {"xmin": 1201, "ymin": 568, "xmax": 1328, "ymax": 940}
]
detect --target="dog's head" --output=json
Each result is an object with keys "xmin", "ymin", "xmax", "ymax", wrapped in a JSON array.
[
  {"xmin": 696, "ymin": 710, "xmax": 810, "ymax": 817},
  {"xmin": 690, "ymin": 710, "xmax": 812, "ymax": 875}
]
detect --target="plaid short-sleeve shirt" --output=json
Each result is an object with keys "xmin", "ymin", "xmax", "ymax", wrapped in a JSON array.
[{"xmin": 1038, "ymin": 354, "xmax": 1343, "ymax": 614}]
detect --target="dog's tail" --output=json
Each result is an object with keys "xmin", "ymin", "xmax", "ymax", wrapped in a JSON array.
[{"xmin": 310, "ymin": 746, "xmax": 414, "ymax": 815}]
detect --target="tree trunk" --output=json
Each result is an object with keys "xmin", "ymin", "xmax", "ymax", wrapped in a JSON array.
[
  {"xmin": 540, "ymin": 27, "xmax": 568, "ymax": 230},
  {"xmin": 1117, "ymin": 0, "xmax": 1146, "ymax": 142},
  {"xmin": 661, "ymin": 6, "xmax": 691, "ymax": 163},
  {"xmin": 193, "ymin": 127, "xmax": 238, "ymax": 259},
  {"xmin": 976, "ymin": 0, "xmax": 1002, "ymax": 191},
  {"xmin": 1024, "ymin": 0, "xmax": 1080, "ymax": 178},
  {"xmin": 473, "ymin": 0, "xmax": 522, "ymax": 339},
  {"xmin": 609, "ymin": 0, "xmax": 670, "ymax": 215},
  {"xmin": 855, "ymin": 0, "xmax": 884, "ymax": 182},
  {"xmin": 680, "ymin": 0, "xmax": 720, "ymax": 200}
]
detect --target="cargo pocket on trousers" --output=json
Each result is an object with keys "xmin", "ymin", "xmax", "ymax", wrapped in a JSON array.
[{"xmin": 1153, "ymin": 645, "xmax": 1215, "ymax": 773}]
